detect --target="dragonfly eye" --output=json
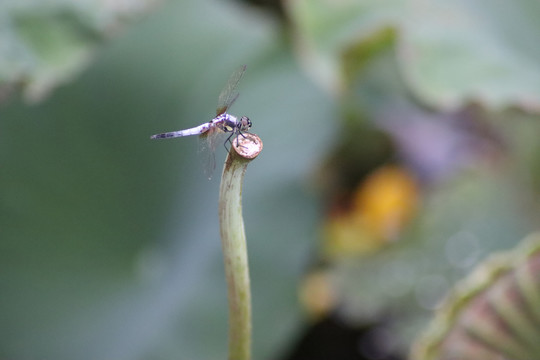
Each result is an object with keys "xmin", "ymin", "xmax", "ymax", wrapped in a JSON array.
[{"xmin": 240, "ymin": 116, "xmax": 251, "ymax": 130}]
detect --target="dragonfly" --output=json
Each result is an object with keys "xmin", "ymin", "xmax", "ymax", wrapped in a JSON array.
[{"xmin": 150, "ymin": 65, "xmax": 252, "ymax": 178}]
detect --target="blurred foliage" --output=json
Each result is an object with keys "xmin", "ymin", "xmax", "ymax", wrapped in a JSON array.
[
  {"xmin": 1, "ymin": 0, "xmax": 540, "ymax": 360},
  {"xmin": 285, "ymin": 0, "xmax": 540, "ymax": 358},
  {"xmin": 286, "ymin": 0, "xmax": 540, "ymax": 112},
  {"xmin": 411, "ymin": 233, "xmax": 540, "ymax": 360},
  {"xmin": 0, "ymin": 1, "xmax": 332, "ymax": 359},
  {"xmin": 0, "ymin": 0, "xmax": 160, "ymax": 103}
]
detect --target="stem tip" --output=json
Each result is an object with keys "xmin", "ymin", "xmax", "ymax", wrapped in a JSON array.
[{"xmin": 233, "ymin": 133, "xmax": 263, "ymax": 160}]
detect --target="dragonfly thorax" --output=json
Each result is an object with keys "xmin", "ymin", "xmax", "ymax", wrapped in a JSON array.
[{"xmin": 214, "ymin": 113, "xmax": 251, "ymax": 133}]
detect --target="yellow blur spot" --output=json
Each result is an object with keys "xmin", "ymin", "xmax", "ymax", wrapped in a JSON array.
[
  {"xmin": 299, "ymin": 270, "xmax": 337, "ymax": 319},
  {"xmin": 323, "ymin": 166, "xmax": 418, "ymax": 258}
]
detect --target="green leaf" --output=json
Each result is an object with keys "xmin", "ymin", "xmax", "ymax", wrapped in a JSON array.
[
  {"xmin": 0, "ymin": 0, "xmax": 159, "ymax": 103},
  {"xmin": 287, "ymin": 0, "xmax": 540, "ymax": 112}
]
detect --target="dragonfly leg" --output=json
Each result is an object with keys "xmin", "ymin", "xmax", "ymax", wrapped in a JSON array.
[
  {"xmin": 224, "ymin": 132, "xmax": 235, "ymax": 152},
  {"xmin": 235, "ymin": 130, "xmax": 249, "ymax": 148}
]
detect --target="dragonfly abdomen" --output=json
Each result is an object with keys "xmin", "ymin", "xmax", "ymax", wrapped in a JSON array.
[{"xmin": 150, "ymin": 123, "xmax": 211, "ymax": 139}]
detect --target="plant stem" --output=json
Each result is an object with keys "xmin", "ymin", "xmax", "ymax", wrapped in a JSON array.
[{"xmin": 218, "ymin": 134, "xmax": 262, "ymax": 360}]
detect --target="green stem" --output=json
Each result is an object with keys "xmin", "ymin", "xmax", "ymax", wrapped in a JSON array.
[{"xmin": 218, "ymin": 134, "xmax": 262, "ymax": 360}]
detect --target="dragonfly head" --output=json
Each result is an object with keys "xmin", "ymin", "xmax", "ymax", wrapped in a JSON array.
[{"xmin": 239, "ymin": 116, "xmax": 252, "ymax": 131}]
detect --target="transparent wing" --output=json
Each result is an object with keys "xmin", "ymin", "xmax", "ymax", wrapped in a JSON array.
[
  {"xmin": 216, "ymin": 65, "xmax": 246, "ymax": 116},
  {"xmin": 197, "ymin": 127, "xmax": 227, "ymax": 179}
]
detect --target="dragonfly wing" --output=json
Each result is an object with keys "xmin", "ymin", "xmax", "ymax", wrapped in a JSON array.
[
  {"xmin": 198, "ymin": 127, "xmax": 226, "ymax": 179},
  {"xmin": 216, "ymin": 65, "xmax": 246, "ymax": 116}
]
